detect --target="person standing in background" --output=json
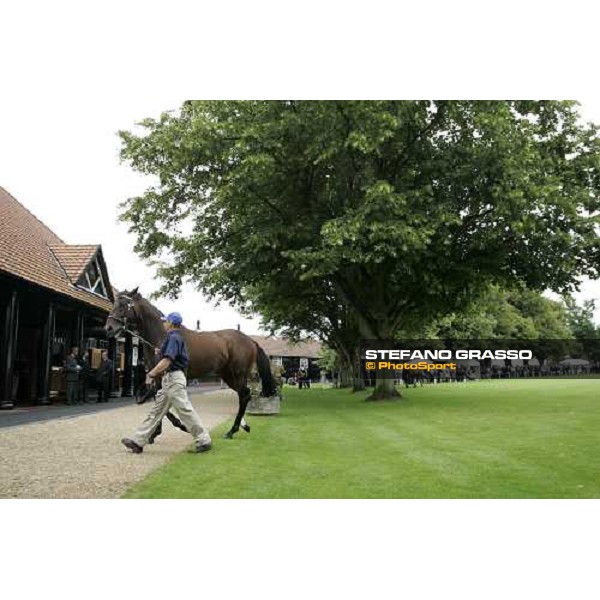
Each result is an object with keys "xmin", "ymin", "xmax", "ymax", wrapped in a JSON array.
[
  {"xmin": 65, "ymin": 347, "xmax": 81, "ymax": 406},
  {"xmin": 77, "ymin": 349, "xmax": 89, "ymax": 403},
  {"xmin": 96, "ymin": 350, "xmax": 113, "ymax": 402}
]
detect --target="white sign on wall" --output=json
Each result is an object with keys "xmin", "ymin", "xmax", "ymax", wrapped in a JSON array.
[{"xmin": 300, "ymin": 358, "xmax": 309, "ymax": 370}]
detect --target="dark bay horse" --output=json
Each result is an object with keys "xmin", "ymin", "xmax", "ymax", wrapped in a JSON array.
[{"xmin": 104, "ymin": 288, "xmax": 277, "ymax": 439}]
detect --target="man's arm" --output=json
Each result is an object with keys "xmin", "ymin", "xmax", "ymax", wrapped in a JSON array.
[
  {"xmin": 148, "ymin": 357, "xmax": 172, "ymax": 378},
  {"xmin": 149, "ymin": 334, "xmax": 180, "ymax": 378}
]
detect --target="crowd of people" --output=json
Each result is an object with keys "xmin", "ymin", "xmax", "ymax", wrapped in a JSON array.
[
  {"xmin": 480, "ymin": 364, "xmax": 598, "ymax": 378},
  {"xmin": 383, "ymin": 365, "xmax": 476, "ymax": 388},
  {"xmin": 367, "ymin": 362, "xmax": 599, "ymax": 387}
]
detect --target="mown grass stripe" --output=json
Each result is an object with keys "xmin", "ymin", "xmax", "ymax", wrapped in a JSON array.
[{"xmin": 124, "ymin": 380, "xmax": 600, "ymax": 499}]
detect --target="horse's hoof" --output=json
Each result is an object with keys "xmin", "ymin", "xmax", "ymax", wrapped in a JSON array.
[
  {"xmin": 223, "ymin": 432, "xmax": 233, "ymax": 439},
  {"xmin": 242, "ymin": 424, "xmax": 251, "ymax": 433}
]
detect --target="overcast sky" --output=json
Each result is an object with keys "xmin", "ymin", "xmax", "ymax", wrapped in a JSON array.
[{"xmin": 1, "ymin": 98, "xmax": 599, "ymax": 329}]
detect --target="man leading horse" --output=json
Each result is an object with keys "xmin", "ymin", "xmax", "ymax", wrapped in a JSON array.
[{"xmin": 121, "ymin": 311, "xmax": 212, "ymax": 454}]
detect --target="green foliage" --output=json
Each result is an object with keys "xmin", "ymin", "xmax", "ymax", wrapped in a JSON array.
[
  {"xmin": 563, "ymin": 297, "xmax": 600, "ymax": 361},
  {"xmin": 564, "ymin": 297, "xmax": 598, "ymax": 339},
  {"xmin": 315, "ymin": 345, "xmax": 339, "ymax": 372},
  {"xmin": 119, "ymin": 101, "xmax": 600, "ymax": 348},
  {"xmin": 423, "ymin": 285, "xmax": 574, "ymax": 340}
]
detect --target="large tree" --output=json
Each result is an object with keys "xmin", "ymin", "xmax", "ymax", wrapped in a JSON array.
[{"xmin": 119, "ymin": 101, "xmax": 600, "ymax": 399}]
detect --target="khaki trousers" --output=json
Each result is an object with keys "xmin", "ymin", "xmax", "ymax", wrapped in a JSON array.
[{"xmin": 131, "ymin": 370, "xmax": 211, "ymax": 447}]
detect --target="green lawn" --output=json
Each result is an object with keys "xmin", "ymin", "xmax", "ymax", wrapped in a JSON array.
[{"xmin": 124, "ymin": 379, "xmax": 600, "ymax": 498}]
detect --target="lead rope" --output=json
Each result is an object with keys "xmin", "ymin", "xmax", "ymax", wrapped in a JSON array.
[
  {"xmin": 123, "ymin": 327, "xmax": 156, "ymax": 351},
  {"xmin": 121, "ymin": 324, "xmax": 160, "ymax": 404},
  {"xmin": 107, "ymin": 308, "xmax": 158, "ymax": 351}
]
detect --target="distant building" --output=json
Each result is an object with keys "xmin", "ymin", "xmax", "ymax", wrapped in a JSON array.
[
  {"xmin": 251, "ymin": 335, "xmax": 322, "ymax": 380},
  {"xmin": 0, "ymin": 187, "xmax": 134, "ymax": 408}
]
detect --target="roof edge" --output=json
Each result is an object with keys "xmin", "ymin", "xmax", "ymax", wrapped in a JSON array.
[{"xmin": 0, "ymin": 186, "xmax": 65, "ymax": 244}]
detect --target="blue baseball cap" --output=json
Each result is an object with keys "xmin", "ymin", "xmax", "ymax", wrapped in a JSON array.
[{"xmin": 162, "ymin": 312, "xmax": 183, "ymax": 326}]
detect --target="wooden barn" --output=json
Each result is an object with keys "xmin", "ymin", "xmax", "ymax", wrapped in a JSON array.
[{"xmin": 0, "ymin": 187, "xmax": 136, "ymax": 408}]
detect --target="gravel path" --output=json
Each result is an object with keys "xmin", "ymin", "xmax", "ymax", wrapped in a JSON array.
[{"xmin": 0, "ymin": 389, "xmax": 239, "ymax": 499}]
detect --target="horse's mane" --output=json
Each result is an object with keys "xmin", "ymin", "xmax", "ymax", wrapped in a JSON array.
[{"xmin": 136, "ymin": 295, "xmax": 164, "ymax": 320}]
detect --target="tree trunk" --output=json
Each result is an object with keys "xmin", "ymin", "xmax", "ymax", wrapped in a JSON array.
[
  {"xmin": 361, "ymin": 323, "xmax": 402, "ymax": 401},
  {"xmin": 352, "ymin": 347, "xmax": 365, "ymax": 392},
  {"xmin": 364, "ymin": 331, "xmax": 401, "ymax": 401},
  {"xmin": 336, "ymin": 343, "xmax": 355, "ymax": 389},
  {"xmin": 353, "ymin": 376, "xmax": 365, "ymax": 392},
  {"xmin": 339, "ymin": 365, "xmax": 353, "ymax": 388},
  {"xmin": 366, "ymin": 372, "xmax": 401, "ymax": 401}
]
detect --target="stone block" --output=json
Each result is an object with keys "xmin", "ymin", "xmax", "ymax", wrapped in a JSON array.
[{"xmin": 247, "ymin": 394, "xmax": 281, "ymax": 415}]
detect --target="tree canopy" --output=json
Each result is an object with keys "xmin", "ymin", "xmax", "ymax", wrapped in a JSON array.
[{"xmin": 119, "ymin": 101, "xmax": 600, "ymax": 397}]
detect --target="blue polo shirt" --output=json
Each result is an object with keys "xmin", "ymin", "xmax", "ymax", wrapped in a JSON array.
[{"xmin": 160, "ymin": 329, "xmax": 189, "ymax": 372}]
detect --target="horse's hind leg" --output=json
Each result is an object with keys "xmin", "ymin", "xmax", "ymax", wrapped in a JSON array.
[
  {"xmin": 166, "ymin": 410, "xmax": 188, "ymax": 432},
  {"xmin": 224, "ymin": 384, "xmax": 251, "ymax": 439}
]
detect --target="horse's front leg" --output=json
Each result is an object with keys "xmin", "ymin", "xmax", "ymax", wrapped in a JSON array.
[{"xmin": 224, "ymin": 386, "xmax": 251, "ymax": 439}]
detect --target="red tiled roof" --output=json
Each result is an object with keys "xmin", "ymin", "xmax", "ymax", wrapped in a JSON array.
[
  {"xmin": 0, "ymin": 187, "xmax": 113, "ymax": 312},
  {"xmin": 251, "ymin": 335, "xmax": 322, "ymax": 358},
  {"xmin": 48, "ymin": 244, "xmax": 99, "ymax": 283}
]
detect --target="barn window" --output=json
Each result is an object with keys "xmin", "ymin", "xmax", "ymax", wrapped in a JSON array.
[{"xmin": 77, "ymin": 259, "xmax": 108, "ymax": 297}]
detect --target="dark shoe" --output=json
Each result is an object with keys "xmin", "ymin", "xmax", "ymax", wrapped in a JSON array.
[
  {"xmin": 195, "ymin": 443, "xmax": 212, "ymax": 453},
  {"xmin": 121, "ymin": 438, "xmax": 143, "ymax": 453}
]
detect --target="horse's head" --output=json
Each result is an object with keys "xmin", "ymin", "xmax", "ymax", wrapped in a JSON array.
[{"xmin": 105, "ymin": 287, "xmax": 142, "ymax": 338}]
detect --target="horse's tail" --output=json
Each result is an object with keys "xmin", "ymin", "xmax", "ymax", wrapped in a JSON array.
[{"xmin": 253, "ymin": 342, "xmax": 277, "ymax": 397}]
